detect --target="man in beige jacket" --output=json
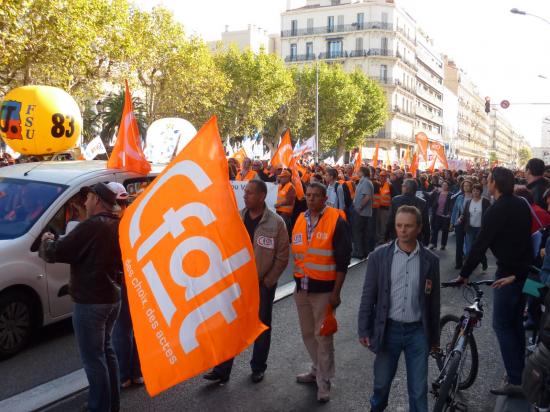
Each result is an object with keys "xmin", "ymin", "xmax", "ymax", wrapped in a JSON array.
[{"xmin": 204, "ymin": 179, "xmax": 289, "ymax": 384}]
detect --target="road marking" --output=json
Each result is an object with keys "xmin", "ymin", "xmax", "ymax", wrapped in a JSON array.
[
  {"xmin": 1, "ymin": 258, "xmax": 367, "ymax": 411},
  {"xmin": 0, "ymin": 369, "xmax": 87, "ymax": 412}
]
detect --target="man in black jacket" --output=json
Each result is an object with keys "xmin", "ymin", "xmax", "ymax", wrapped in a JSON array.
[
  {"xmin": 385, "ymin": 179, "xmax": 430, "ymax": 245},
  {"xmin": 526, "ymin": 158, "xmax": 550, "ymax": 209},
  {"xmin": 40, "ymin": 182, "xmax": 123, "ymax": 412},
  {"xmin": 455, "ymin": 167, "xmax": 532, "ymax": 397}
]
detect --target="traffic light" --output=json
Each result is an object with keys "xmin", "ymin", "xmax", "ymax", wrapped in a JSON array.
[{"xmin": 485, "ymin": 97, "xmax": 491, "ymax": 114}]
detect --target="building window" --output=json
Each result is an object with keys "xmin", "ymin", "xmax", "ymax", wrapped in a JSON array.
[
  {"xmin": 327, "ymin": 40, "xmax": 343, "ymax": 58},
  {"xmin": 306, "ymin": 42, "xmax": 313, "ymax": 60},
  {"xmin": 381, "ymin": 37, "xmax": 388, "ymax": 54},
  {"xmin": 357, "ymin": 13, "xmax": 364, "ymax": 29},
  {"xmin": 331, "ymin": 0, "xmax": 341, "ymax": 5},
  {"xmin": 307, "ymin": 18, "xmax": 314, "ymax": 34},
  {"xmin": 291, "ymin": 20, "xmax": 298, "ymax": 37},
  {"xmin": 290, "ymin": 43, "xmax": 297, "ymax": 60},
  {"xmin": 327, "ymin": 16, "xmax": 335, "ymax": 32},
  {"xmin": 380, "ymin": 64, "xmax": 388, "ymax": 82},
  {"xmin": 355, "ymin": 37, "xmax": 363, "ymax": 52},
  {"xmin": 337, "ymin": 15, "xmax": 344, "ymax": 32}
]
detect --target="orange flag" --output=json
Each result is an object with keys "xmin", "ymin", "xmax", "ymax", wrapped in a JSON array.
[
  {"xmin": 371, "ymin": 144, "xmax": 379, "ymax": 167},
  {"xmin": 410, "ymin": 152, "xmax": 419, "ymax": 176},
  {"xmin": 353, "ymin": 147, "xmax": 363, "ymax": 173},
  {"xmin": 107, "ymin": 81, "xmax": 151, "ymax": 175},
  {"xmin": 270, "ymin": 130, "xmax": 293, "ymax": 168},
  {"xmin": 231, "ymin": 147, "xmax": 247, "ymax": 164},
  {"xmin": 415, "ymin": 132, "xmax": 429, "ymax": 162},
  {"xmin": 289, "ymin": 156, "xmax": 305, "ymax": 201},
  {"xmin": 430, "ymin": 141, "xmax": 449, "ymax": 170},
  {"xmin": 402, "ymin": 148, "xmax": 410, "ymax": 167},
  {"xmin": 119, "ymin": 116, "xmax": 266, "ymax": 396}
]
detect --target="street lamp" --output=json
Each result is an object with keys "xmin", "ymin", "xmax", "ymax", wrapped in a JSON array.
[{"xmin": 510, "ymin": 8, "xmax": 550, "ymax": 26}]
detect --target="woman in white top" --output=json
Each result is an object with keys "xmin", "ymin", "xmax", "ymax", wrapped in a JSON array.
[{"xmin": 461, "ymin": 183, "xmax": 491, "ymax": 271}]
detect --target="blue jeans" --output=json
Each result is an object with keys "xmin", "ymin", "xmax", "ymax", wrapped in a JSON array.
[
  {"xmin": 370, "ymin": 320, "xmax": 428, "ymax": 412},
  {"xmin": 113, "ymin": 283, "xmax": 142, "ymax": 383},
  {"xmin": 215, "ymin": 283, "xmax": 277, "ymax": 377},
  {"xmin": 73, "ymin": 302, "xmax": 121, "ymax": 412},
  {"xmin": 492, "ymin": 279, "xmax": 526, "ymax": 385}
]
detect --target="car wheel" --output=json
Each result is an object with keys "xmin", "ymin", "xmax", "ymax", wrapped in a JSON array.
[{"xmin": 0, "ymin": 291, "xmax": 34, "ymax": 359}]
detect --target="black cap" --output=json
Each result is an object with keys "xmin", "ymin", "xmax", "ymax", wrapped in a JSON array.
[{"xmin": 80, "ymin": 183, "xmax": 120, "ymax": 211}]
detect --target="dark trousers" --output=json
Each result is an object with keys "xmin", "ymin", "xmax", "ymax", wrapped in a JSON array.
[
  {"xmin": 278, "ymin": 212, "xmax": 292, "ymax": 240},
  {"xmin": 215, "ymin": 283, "xmax": 277, "ymax": 377},
  {"xmin": 492, "ymin": 279, "xmax": 526, "ymax": 385},
  {"xmin": 352, "ymin": 210, "xmax": 370, "ymax": 258},
  {"xmin": 454, "ymin": 224, "xmax": 465, "ymax": 267},
  {"xmin": 430, "ymin": 215, "xmax": 450, "ymax": 247}
]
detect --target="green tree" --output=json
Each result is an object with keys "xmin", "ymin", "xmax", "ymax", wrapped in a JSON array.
[
  {"xmin": 518, "ymin": 146, "xmax": 532, "ymax": 167},
  {"xmin": 214, "ymin": 47, "xmax": 294, "ymax": 140}
]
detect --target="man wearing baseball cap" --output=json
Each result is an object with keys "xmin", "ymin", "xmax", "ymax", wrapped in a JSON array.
[
  {"xmin": 40, "ymin": 182, "xmax": 123, "ymax": 412},
  {"xmin": 275, "ymin": 169, "xmax": 296, "ymax": 236}
]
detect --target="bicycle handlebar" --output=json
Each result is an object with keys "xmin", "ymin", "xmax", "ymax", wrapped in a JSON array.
[{"xmin": 441, "ymin": 280, "xmax": 495, "ymax": 288}]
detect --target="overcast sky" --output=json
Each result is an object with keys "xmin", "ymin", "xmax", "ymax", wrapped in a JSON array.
[{"xmin": 136, "ymin": 0, "xmax": 550, "ymax": 147}]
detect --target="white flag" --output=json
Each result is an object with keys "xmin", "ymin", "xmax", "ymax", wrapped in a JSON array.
[
  {"xmin": 83, "ymin": 136, "xmax": 107, "ymax": 160},
  {"xmin": 225, "ymin": 137, "xmax": 234, "ymax": 156},
  {"xmin": 323, "ymin": 156, "xmax": 335, "ymax": 166},
  {"xmin": 295, "ymin": 135, "xmax": 317, "ymax": 155},
  {"xmin": 335, "ymin": 155, "xmax": 344, "ymax": 166}
]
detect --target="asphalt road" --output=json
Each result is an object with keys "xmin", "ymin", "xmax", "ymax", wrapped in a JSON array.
[{"xmin": 1, "ymin": 233, "xmax": 536, "ymax": 411}]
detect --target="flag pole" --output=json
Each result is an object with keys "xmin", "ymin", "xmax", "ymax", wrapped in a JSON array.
[{"xmin": 315, "ymin": 58, "xmax": 319, "ymax": 164}]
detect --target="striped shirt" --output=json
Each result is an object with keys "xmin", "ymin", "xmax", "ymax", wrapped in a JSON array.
[{"xmin": 389, "ymin": 241, "xmax": 422, "ymax": 323}]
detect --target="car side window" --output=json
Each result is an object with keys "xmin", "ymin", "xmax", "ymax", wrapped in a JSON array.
[
  {"xmin": 123, "ymin": 177, "xmax": 155, "ymax": 204},
  {"xmin": 45, "ymin": 192, "xmax": 87, "ymax": 237}
]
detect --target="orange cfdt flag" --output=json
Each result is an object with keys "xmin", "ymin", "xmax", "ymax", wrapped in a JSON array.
[
  {"xmin": 428, "ymin": 155, "xmax": 437, "ymax": 173},
  {"xmin": 353, "ymin": 147, "xmax": 363, "ymax": 173},
  {"xmin": 231, "ymin": 147, "xmax": 247, "ymax": 164},
  {"xmin": 107, "ymin": 81, "xmax": 151, "ymax": 175},
  {"xmin": 415, "ymin": 132, "xmax": 429, "ymax": 162},
  {"xmin": 270, "ymin": 130, "xmax": 293, "ymax": 168},
  {"xmin": 119, "ymin": 116, "xmax": 266, "ymax": 396},
  {"xmin": 372, "ymin": 144, "xmax": 379, "ymax": 167}
]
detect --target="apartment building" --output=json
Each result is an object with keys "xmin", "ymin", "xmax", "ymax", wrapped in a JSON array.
[
  {"xmin": 444, "ymin": 57, "xmax": 490, "ymax": 162},
  {"xmin": 209, "ymin": 25, "xmax": 280, "ymax": 55},
  {"xmin": 489, "ymin": 110, "xmax": 518, "ymax": 166},
  {"xmin": 280, "ymin": 0, "xmax": 419, "ymax": 157}
]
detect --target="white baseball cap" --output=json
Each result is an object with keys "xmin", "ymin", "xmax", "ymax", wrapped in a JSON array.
[{"xmin": 106, "ymin": 182, "xmax": 129, "ymax": 200}]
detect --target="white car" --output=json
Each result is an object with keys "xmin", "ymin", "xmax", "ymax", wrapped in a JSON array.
[{"xmin": 0, "ymin": 160, "xmax": 162, "ymax": 358}]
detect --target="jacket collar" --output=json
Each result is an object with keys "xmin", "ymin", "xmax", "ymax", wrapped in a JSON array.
[{"xmin": 240, "ymin": 204, "xmax": 270, "ymax": 225}]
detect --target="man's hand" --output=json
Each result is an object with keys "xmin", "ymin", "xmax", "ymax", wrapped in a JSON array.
[
  {"xmin": 41, "ymin": 232, "xmax": 55, "ymax": 242},
  {"xmin": 492, "ymin": 275, "xmax": 516, "ymax": 289},
  {"xmin": 359, "ymin": 337, "xmax": 370, "ymax": 348},
  {"xmin": 329, "ymin": 293, "xmax": 341, "ymax": 309},
  {"xmin": 430, "ymin": 346, "xmax": 441, "ymax": 355}
]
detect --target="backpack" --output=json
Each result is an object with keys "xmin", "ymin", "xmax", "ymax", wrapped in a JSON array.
[{"xmin": 336, "ymin": 182, "xmax": 353, "ymax": 210}]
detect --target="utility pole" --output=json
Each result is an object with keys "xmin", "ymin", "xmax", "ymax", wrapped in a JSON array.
[{"xmin": 315, "ymin": 59, "xmax": 319, "ymax": 163}]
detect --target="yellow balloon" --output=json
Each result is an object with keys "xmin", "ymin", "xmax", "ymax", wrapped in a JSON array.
[{"xmin": 0, "ymin": 85, "xmax": 82, "ymax": 155}]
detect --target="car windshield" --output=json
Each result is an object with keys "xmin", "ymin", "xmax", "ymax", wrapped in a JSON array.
[{"xmin": 0, "ymin": 178, "xmax": 66, "ymax": 240}]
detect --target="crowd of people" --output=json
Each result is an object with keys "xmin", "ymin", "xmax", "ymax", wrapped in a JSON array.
[{"xmin": 26, "ymin": 152, "xmax": 550, "ymax": 411}]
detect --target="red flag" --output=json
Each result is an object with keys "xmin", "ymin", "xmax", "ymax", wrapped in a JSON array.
[
  {"xmin": 107, "ymin": 81, "xmax": 151, "ymax": 175},
  {"xmin": 371, "ymin": 144, "xmax": 379, "ymax": 167},
  {"xmin": 354, "ymin": 147, "xmax": 363, "ymax": 173},
  {"xmin": 415, "ymin": 132, "xmax": 429, "ymax": 162},
  {"xmin": 271, "ymin": 130, "xmax": 293, "ymax": 168}
]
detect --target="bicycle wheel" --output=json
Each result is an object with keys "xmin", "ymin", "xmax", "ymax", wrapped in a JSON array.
[
  {"xmin": 439, "ymin": 315, "xmax": 479, "ymax": 390},
  {"xmin": 433, "ymin": 352, "xmax": 461, "ymax": 412}
]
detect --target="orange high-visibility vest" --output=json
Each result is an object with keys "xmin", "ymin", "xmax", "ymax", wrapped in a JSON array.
[
  {"xmin": 276, "ymin": 182, "xmax": 294, "ymax": 214},
  {"xmin": 345, "ymin": 180, "xmax": 355, "ymax": 200},
  {"xmin": 292, "ymin": 207, "xmax": 339, "ymax": 282},
  {"xmin": 236, "ymin": 169, "xmax": 257, "ymax": 181},
  {"xmin": 379, "ymin": 181, "xmax": 391, "ymax": 207},
  {"xmin": 372, "ymin": 192, "xmax": 380, "ymax": 209}
]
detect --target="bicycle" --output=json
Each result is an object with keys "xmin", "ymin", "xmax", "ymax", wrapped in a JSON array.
[{"xmin": 431, "ymin": 279, "xmax": 494, "ymax": 412}]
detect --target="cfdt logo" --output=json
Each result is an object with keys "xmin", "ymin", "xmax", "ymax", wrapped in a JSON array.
[{"xmin": 0, "ymin": 101, "xmax": 23, "ymax": 140}]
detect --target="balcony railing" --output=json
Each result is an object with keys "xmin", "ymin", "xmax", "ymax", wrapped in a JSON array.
[
  {"xmin": 284, "ymin": 54, "xmax": 316, "ymax": 63},
  {"xmin": 282, "ymin": 21, "xmax": 394, "ymax": 38},
  {"xmin": 392, "ymin": 105, "xmax": 415, "ymax": 119},
  {"xmin": 372, "ymin": 130, "xmax": 414, "ymax": 141},
  {"xmin": 283, "ymin": 49, "xmax": 414, "ymax": 65},
  {"xmin": 318, "ymin": 51, "xmax": 346, "ymax": 59}
]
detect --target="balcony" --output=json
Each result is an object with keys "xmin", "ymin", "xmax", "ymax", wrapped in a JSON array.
[
  {"xmin": 392, "ymin": 105, "xmax": 415, "ymax": 119},
  {"xmin": 318, "ymin": 51, "xmax": 346, "ymax": 60},
  {"xmin": 417, "ymin": 87, "xmax": 443, "ymax": 108},
  {"xmin": 416, "ymin": 105, "xmax": 443, "ymax": 125},
  {"xmin": 416, "ymin": 69, "xmax": 444, "ymax": 92},
  {"xmin": 281, "ymin": 21, "xmax": 394, "ymax": 38},
  {"xmin": 284, "ymin": 54, "xmax": 316, "ymax": 63},
  {"xmin": 372, "ymin": 130, "xmax": 413, "ymax": 142},
  {"xmin": 394, "ymin": 79, "xmax": 416, "ymax": 95},
  {"xmin": 367, "ymin": 48, "xmax": 396, "ymax": 57}
]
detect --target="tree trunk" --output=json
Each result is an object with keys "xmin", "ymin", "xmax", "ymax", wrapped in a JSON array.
[{"xmin": 335, "ymin": 134, "xmax": 347, "ymax": 160}]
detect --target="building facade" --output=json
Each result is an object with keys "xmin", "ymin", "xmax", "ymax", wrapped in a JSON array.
[
  {"xmin": 541, "ymin": 115, "xmax": 550, "ymax": 147},
  {"xmin": 443, "ymin": 57, "xmax": 490, "ymax": 163},
  {"xmin": 280, "ymin": 0, "xmax": 419, "ymax": 157},
  {"xmin": 209, "ymin": 25, "xmax": 280, "ymax": 55}
]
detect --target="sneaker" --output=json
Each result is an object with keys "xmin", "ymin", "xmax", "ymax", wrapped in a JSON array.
[
  {"xmin": 317, "ymin": 379, "xmax": 331, "ymax": 403},
  {"xmin": 203, "ymin": 370, "xmax": 229, "ymax": 384},
  {"xmin": 296, "ymin": 372, "xmax": 317, "ymax": 384},
  {"xmin": 440, "ymin": 245, "xmax": 446, "ymax": 251},
  {"xmin": 251, "ymin": 371, "xmax": 264, "ymax": 383},
  {"xmin": 489, "ymin": 383, "xmax": 524, "ymax": 397},
  {"xmin": 132, "ymin": 377, "xmax": 144, "ymax": 385},
  {"xmin": 428, "ymin": 244, "xmax": 436, "ymax": 250},
  {"xmin": 121, "ymin": 379, "xmax": 132, "ymax": 389}
]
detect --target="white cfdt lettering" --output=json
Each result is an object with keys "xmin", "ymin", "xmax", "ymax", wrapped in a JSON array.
[
  {"xmin": 169, "ymin": 236, "xmax": 250, "ymax": 300},
  {"xmin": 143, "ymin": 261, "xmax": 177, "ymax": 325},
  {"xmin": 179, "ymin": 283, "xmax": 241, "ymax": 353}
]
